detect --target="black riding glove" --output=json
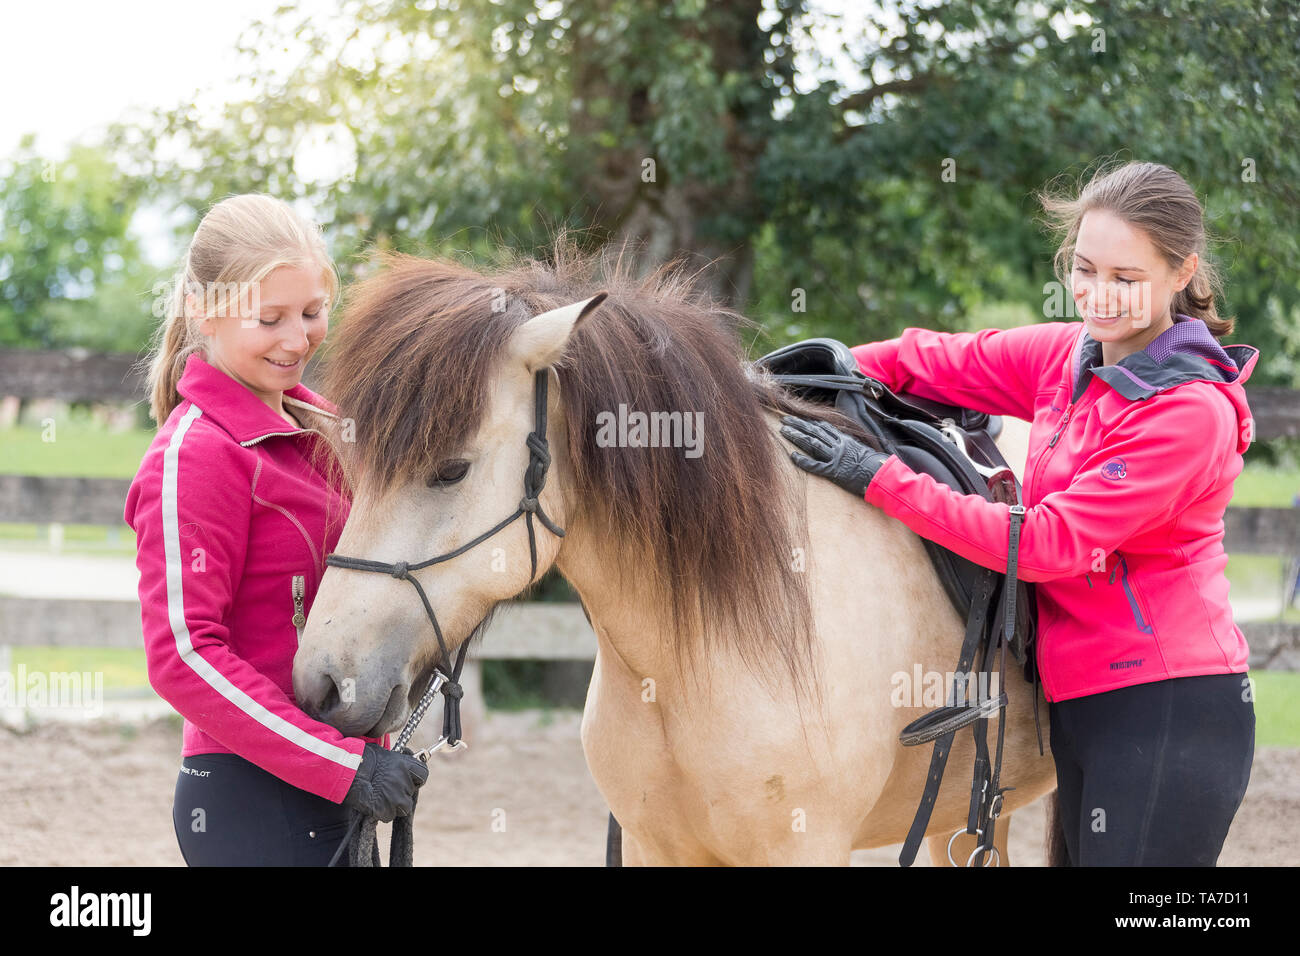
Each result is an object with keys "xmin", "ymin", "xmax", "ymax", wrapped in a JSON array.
[
  {"xmin": 341, "ymin": 743, "xmax": 430, "ymax": 822},
  {"xmin": 780, "ymin": 415, "xmax": 893, "ymax": 498}
]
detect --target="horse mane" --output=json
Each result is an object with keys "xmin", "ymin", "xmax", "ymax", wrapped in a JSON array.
[{"xmin": 319, "ymin": 236, "xmax": 882, "ymax": 693}]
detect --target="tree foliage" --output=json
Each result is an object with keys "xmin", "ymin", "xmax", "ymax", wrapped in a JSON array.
[
  {"xmin": 17, "ymin": 0, "xmax": 1297, "ymax": 384},
  {"xmin": 0, "ymin": 135, "xmax": 150, "ymax": 349}
]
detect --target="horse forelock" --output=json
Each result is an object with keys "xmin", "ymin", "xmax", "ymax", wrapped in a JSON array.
[
  {"xmin": 318, "ymin": 253, "xmax": 531, "ymax": 499},
  {"xmin": 319, "ymin": 240, "xmax": 873, "ymax": 696}
]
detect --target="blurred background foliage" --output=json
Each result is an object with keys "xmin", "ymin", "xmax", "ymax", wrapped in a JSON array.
[{"xmin": 2, "ymin": 0, "xmax": 1297, "ymax": 371}]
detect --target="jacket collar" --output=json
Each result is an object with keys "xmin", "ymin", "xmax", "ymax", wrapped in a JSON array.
[
  {"xmin": 1069, "ymin": 314, "xmax": 1259, "ymax": 404},
  {"xmin": 176, "ymin": 352, "xmax": 341, "ymax": 446}
]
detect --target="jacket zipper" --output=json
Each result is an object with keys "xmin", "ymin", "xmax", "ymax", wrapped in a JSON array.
[
  {"xmin": 1026, "ymin": 377, "xmax": 1092, "ymax": 702},
  {"xmin": 292, "ymin": 574, "xmax": 306, "ymax": 643},
  {"xmin": 1026, "ymin": 398, "xmax": 1074, "ymax": 506},
  {"xmin": 240, "ymin": 427, "xmax": 321, "ymax": 447},
  {"xmin": 1110, "ymin": 555, "xmax": 1154, "ymax": 635},
  {"xmin": 252, "ymin": 493, "xmax": 322, "ymax": 583},
  {"xmin": 1047, "ymin": 406, "xmax": 1072, "ymax": 447}
]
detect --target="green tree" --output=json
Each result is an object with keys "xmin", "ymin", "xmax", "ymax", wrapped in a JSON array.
[
  {"xmin": 0, "ymin": 135, "xmax": 149, "ymax": 349},
  {"xmin": 104, "ymin": 0, "xmax": 1299, "ymax": 375}
]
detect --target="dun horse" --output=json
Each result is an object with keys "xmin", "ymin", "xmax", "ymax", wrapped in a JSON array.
[{"xmin": 292, "ymin": 244, "xmax": 1058, "ymax": 866}]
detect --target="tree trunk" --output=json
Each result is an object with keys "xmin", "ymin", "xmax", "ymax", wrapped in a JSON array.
[{"xmin": 568, "ymin": 0, "xmax": 768, "ymax": 308}]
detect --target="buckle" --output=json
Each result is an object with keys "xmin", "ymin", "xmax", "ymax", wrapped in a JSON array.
[
  {"xmin": 414, "ymin": 735, "xmax": 469, "ymax": 762},
  {"xmin": 989, "ymin": 787, "xmax": 1014, "ymax": 820}
]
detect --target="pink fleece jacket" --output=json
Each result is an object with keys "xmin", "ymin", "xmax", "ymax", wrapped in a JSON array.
[
  {"xmin": 125, "ymin": 354, "xmax": 383, "ymax": 802},
  {"xmin": 851, "ymin": 315, "xmax": 1258, "ymax": 702}
]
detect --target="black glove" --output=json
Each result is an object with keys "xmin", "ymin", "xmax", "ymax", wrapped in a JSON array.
[
  {"xmin": 780, "ymin": 415, "xmax": 892, "ymax": 497},
  {"xmin": 341, "ymin": 743, "xmax": 430, "ymax": 822}
]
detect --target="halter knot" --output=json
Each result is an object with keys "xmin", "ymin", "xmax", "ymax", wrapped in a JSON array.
[
  {"xmin": 525, "ymin": 432, "xmax": 551, "ymax": 464},
  {"xmin": 390, "ymin": 561, "xmax": 409, "ymax": 579},
  {"xmin": 441, "ymin": 680, "xmax": 464, "ymax": 701},
  {"xmin": 519, "ymin": 496, "xmax": 539, "ymax": 512}
]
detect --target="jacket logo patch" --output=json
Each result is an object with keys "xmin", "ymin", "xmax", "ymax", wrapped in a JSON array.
[
  {"xmin": 1109, "ymin": 658, "xmax": 1144, "ymax": 670},
  {"xmin": 1100, "ymin": 457, "xmax": 1127, "ymax": 480}
]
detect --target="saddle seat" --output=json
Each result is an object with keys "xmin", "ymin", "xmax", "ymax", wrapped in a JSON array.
[{"xmin": 755, "ymin": 337, "xmax": 1036, "ymax": 668}]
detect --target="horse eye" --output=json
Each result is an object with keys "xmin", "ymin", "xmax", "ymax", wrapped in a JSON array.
[{"xmin": 427, "ymin": 459, "xmax": 470, "ymax": 486}]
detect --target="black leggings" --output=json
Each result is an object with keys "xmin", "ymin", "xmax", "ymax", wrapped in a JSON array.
[
  {"xmin": 1049, "ymin": 672, "xmax": 1255, "ymax": 866},
  {"xmin": 172, "ymin": 753, "xmax": 352, "ymax": 866}
]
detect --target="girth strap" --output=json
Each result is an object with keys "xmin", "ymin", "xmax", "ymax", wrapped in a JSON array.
[
  {"xmin": 897, "ymin": 503, "xmax": 1029, "ymax": 867},
  {"xmin": 897, "ymin": 568, "xmax": 998, "ymax": 866}
]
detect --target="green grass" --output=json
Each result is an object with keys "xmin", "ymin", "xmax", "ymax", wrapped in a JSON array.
[
  {"xmin": 0, "ymin": 422, "xmax": 154, "ymax": 478},
  {"xmin": 0, "ymin": 521, "xmax": 137, "ymax": 555},
  {"xmin": 1225, "ymin": 553, "xmax": 1291, "ymax": 597},
  {"xmin": 1247, "ymin": 671, "xmax": 1300, "ymax": 747},
  {"xmin": 7, "ymin": 646, "xmax": 151, "ymax": 691},
  {"xmin": 1229, "ymin": 463, "xmax": 1300, "ymax": 507}
]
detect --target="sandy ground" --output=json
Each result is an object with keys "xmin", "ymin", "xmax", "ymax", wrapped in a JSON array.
[{"xmin": 0, "ymin": 709, "xmax": 1294, "ymax": 866}]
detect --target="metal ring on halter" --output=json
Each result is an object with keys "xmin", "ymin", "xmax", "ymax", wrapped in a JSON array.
[
  {"xmin": 946, "ymin": 827, "xmax": 999, "ymax": 867},
  {"xmin": 415, "ymin": 735, "xmax": 468, "ymax": 761}
]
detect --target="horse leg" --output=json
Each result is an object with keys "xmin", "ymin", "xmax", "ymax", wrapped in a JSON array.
[
  {"xmin": 619, "ymin": 827, "xmax": 644, "ymax": 866},
  {"xmin": 926, "ymin": 813, "xmax": 1013, "ymax": 867}
]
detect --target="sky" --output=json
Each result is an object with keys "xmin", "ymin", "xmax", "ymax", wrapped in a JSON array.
[
  {"xmin": 2, "ymin": 0, "xmax": 360, "ymax": 263},
  {"xmin": 0, "ymin": 0, "xmax": 364, "ymax": 158},
  {"xmin": 0, "ymin": 0, "xmax": 888, "ymax": 264}
]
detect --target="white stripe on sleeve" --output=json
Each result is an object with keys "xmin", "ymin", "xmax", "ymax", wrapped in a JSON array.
[{"xmin": 161, "ymin": 404, "xmax": 361, "ymax": 769}]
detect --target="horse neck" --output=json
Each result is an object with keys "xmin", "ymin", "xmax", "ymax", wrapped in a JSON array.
[
  {"xmin": 549, "ymin": 408, "xmax": 821, "ymax": 694},
  {"xmin": 553, "ymin": 512, "xmax": 682, "ymax": 682}
]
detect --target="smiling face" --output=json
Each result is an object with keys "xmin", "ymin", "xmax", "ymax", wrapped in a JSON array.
[
  {"xmin": 194, "ymin": 262, "xmax": 330, "ymax": 413},
  {"xmin": 1070, "ymin": 208, "xmax": 1198, "ymax": 364}
]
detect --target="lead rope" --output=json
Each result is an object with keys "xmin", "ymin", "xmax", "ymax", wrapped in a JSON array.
[
  {"xmin": 327, "ymin": 641, "xmax": 469, "ymax": 867},
  {"xmin": 323, "ymin": 369, "xmax": 562, "ymax": 867}
]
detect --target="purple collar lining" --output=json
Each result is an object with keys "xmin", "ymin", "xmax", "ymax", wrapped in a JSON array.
[{"xmin": 1073, "ymin": 314, "xmax": 1237, "ymax": 385}]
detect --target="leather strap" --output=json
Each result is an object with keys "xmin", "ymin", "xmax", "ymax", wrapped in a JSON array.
[
  {"xmin": 898, "ymin": 502, "xmax": 1027, "ymax": 867},
  {"xmin": 897, "ymin": 568, "xmax": 997, "ymax": 866}
]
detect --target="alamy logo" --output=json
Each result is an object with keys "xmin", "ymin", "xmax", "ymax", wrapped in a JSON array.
[
  {"xmin": 49, "ymin": 886, "xmax": 151, "ymax": 936},
  {"xmin": 1100, "ymin": 457, "xmax": 1127, "ymax": 480},
  {"xmin": 595, "ymin": 404, "xmax": 703, "ymax": 459}
]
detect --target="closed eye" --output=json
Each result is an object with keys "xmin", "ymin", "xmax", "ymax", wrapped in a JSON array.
[
  {"xmin": 259, "ymin": 311, "xmax": 322, "ymax": 326},
  {"xmin": 1073, "ymin": 265, "xmax": 1136, "ymax": 283},
  {"xmin": 427, "ymin": 459, "xmax": 470, "ymax": 486}
]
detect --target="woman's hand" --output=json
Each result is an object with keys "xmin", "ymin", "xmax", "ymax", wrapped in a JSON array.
[
  {"xmin": 780, "ymin": 415, "xmax": 892, "ymax": 497},
  {"xmin": 341, "ymin": 742, "xmax": 430, "ymax": 821}
]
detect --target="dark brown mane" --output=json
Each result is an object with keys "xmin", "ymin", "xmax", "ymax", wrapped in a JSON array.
[{"xmin": 319, "ymin": 238, "xmax": 879, "ymax": 691}]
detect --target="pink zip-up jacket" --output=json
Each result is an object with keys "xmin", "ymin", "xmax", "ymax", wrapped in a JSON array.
[
  {"xmin": 851, "ymin": 314, "xmax": 1258, "ymax": 702},
  {"xmin": 125, "ymin": 353, "xmax": 383, "ymax": 803}
]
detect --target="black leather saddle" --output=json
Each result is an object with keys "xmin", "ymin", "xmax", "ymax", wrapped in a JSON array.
[
  {"xmin": 757, "ymin": 336, "xmax": 1042, "ymax": 867},
  {"xmin": 756, "ymin": 337, "xmax": 1035, "ymax": 664}
]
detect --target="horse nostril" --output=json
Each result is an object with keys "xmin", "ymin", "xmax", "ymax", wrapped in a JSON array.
[{"xmin": 320, "ymin": 678, "xmax": 342, "ymax": 718}]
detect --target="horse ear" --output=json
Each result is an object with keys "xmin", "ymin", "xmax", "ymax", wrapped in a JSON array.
[{"xmin": 508, "ymin": 292, "xmax": 608, "ymax": 370}]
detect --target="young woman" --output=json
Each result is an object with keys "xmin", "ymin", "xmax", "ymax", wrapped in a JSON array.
[
  {"xmin": 781, "ymin": 160, "xmax": 1257, "ymax": 866},
  {"xmin": 125, "ymin": 194, "xmax": 428, "ymax": 866}
]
